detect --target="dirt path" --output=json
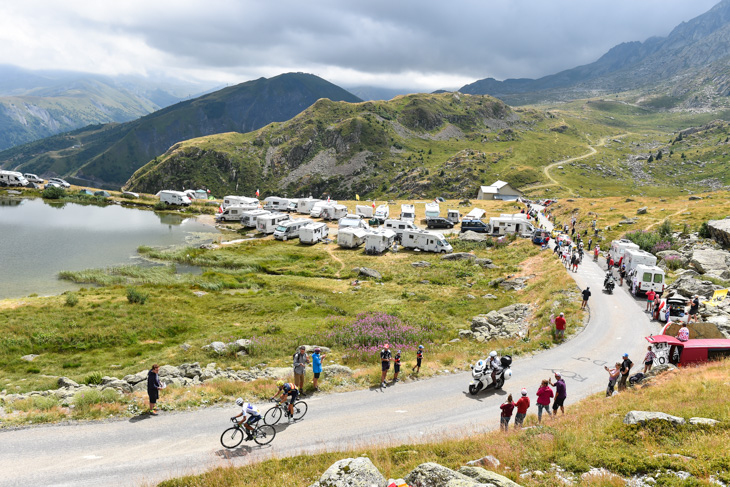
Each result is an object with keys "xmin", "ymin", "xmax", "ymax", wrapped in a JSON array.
[
  {"xmin": 645, "ymin": 207, "xmax": 689, "ymax": 231},
  {"xmin": 326, "ymin": 245, "xmax": 345, "ymax": 277}
]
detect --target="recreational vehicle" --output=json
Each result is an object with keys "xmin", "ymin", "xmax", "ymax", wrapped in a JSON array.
[
  {"xmin": 337, "ymin": 228, "xmax": 368, "ymax": 248},
  {"xmin": 322, "ymin": 204, "xmax": 348, "ymax": 221},
  {"xmin": 339, "ymin": 214, "xmax": 369, "ymax": 230},
  {"xmin": 447, "ymin": 209, "xmax": 460, "ymax": 224},
  {"xmin": 400, "ymin": 204, "xmax": 416, "ymax": 222},
  {"xmin": 184, "ymin": 189, "xmax": 209, "ymax": 200},
  {"xmin": 310, "ymin": 200, "xmax": 337, "ymax": 218},
  {"xmin": 609, "ymin": 239, "xmax": 640, "ymax": 265},
  {"xmin": 273, "ymin": 219, "xmax": 312, "ymax": 241},
  {"xmin": 240, "ymin": 209, "xmax": 271, "ymax": 227},
  {"xmin": 215, "ymin": 206, "xmax": 251, "ymax": 222},
  {"xmin": 630, "ymin": 264, "xmax": 666, "ymax": 297},
  {"xmin": 383, "ymin": 219, "xmax": 419, "ymax": 241},
  {"xmin": 263, "ymin": 197, "xmax": 291, "ymax": 212},
  {"xmin": 296, "ymin": 198, "xmax": 322, "ymax": 214},
  {"xmin": 285, "ymin": 199, "xmax": 300, "ymax": 212},
  {"xmin": 487, "ymin": 215, "xmax": 535, "ymax": 238},
  {"xmin": 401, "ymin": 229, "xmax": 453, "ymax": 254},
  {"xmin": 464, "ymin": 208, "xmax": 486, "ymax": 220},
  {"xmin": 364, "ymin": 229, "xmax": 396, "ymax": 255},
  {"xmin": 424, "ymin": 202, "xmax": 440, "ymax": 218},
  {"xmin": 223, "ymin": 195, "xmax": 259, "ymax": 209},
  {"xmin": 256, "ymin": 213, "xmax": 290, "ymax": 234},
  {"xmin": 159, "ymin": 190, "xmax": 192, "ymax": 206},
  {"xmin": 624, "ymin": 248, "xmax": 658, "ymax": 273},
  {"xmin": 374, "ymin": 204, "xmax": 390, "ymax": 223},
  {"xmin": 0, "ymin": 170, "xmax": 29, "ymax": 187},
  {"xmin": 356, "ymin": 205, "xmax": 374, "ymax": 218},
  {"xmin": 299, "ymin": 222, "xmax": 330, "ymax": 244}
]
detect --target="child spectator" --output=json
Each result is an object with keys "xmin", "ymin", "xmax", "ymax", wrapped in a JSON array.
[
  {"xmin": 514, "ymin": 388, "xmax": 530, "ymax": 428},
  {"xmin": 500, "ymin": 394, "xmax": 515, "ymax": 432}
]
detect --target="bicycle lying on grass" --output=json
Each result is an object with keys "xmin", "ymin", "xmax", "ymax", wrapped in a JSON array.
[
  {"xmin": 220, "ymin": 418, "xmax": 276, "ymax": 448},
  {"xmin": 263, "ymin": 399, "xmax": 308, "ymax": 425}
]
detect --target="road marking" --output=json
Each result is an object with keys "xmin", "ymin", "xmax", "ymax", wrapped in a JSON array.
[
  {"xmin": 83, "ymin": 455, "xmax": 103, "ymax": 460},
  {"xmin": 395, "ymin": 410, "xmax": 408, "ymax": 413}
]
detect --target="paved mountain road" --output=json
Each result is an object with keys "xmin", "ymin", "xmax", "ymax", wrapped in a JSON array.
[{"xmin": 0, "ymin": 209, "xmax": 659, "ymax": 487}]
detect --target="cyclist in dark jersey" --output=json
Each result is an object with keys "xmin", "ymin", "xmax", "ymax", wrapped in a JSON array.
[
  {"xmin": 272, "ymin": 380, "xmax": 298, "ymax": 420},
  {"xmin": 380, "ymin": 344, "xmax": 392, "ymax": 388},
  {"xmin": 392, "ymin": 350, "xmax": 401, "ymax": 383},
  {"xmin": 412, "ymin": 345, "xmax": 424, "ymax": 374}
]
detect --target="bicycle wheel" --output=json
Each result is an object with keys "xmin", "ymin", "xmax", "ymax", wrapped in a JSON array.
[
  {"xmin": 292, "ymin": 401, "xmax": 308, "ymax": 421},
  {"xmin": 263, "ymin": 405, "xmax": 282, "ymax": 425},
  {"xmin": 220, "ymin": 426, "xmax": 245, "ymax": 449},
  {"xmin": 253, "ymin": 424, "xmax": 276, "ymax": 446}
]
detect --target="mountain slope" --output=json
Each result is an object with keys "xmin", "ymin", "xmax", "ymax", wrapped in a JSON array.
[{"xmin": 0, "ymin": 73, "xmax": 362, "ymax": 188}]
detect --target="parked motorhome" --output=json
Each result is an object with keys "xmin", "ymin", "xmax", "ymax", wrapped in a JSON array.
[
  {"xmin": 464, "ymin": 208, "xmax": 486, "ymax": 220},
  {"xmin": 356, "ymin": 205, "xmax": 374, "ymax": 218},
  {"xmin": 447, "ymin": 209, "xmax": 460, "ymax": 224},
  {"xmin": 400, "ymin": 204, "xmax": 415, "ymax": 222},
  {"xmin": 365, "ymin": 229, "xmax": 396, "ymax": 255},
  {"xmin": 383, "ymin": 219, "xmax": 419, "ymax": 241},
  {"xmin": 609, "ymin": 239, "xmax": 640, "ymax": 266},
  {"xmin": 0, "ymin": 170, "xmax": 29, "ymax": 187},
  {"xmin": 487, "ymin": 215, "xmax": 535, "ymax": 237},
  {"xmin": 401, "ymin": 229, "xmax": 453, "ymax": 254},
  {"xmin": 374, "ymin": 204, "xmax": 390, "ymax": 223},
  {"xmin": 216, "ymin": 206, "xmax": 251, "ymax": 222},
  {"xmin": 425, "ymin": 202, "xmax": 440, "ymax": 218},
  {"xmin": 337, "ymin": 228, "xmax": 368, "ymax": 249},
  {"xmin": 310, "ymin": 200, "xmax": 337, "ymax": 218},
  {"xmin": 624, "ymin": 248, "xmax": 658, "ymax": 273},
  {"xmin": 339, "ymin": 214, "xmax": 369, "ymax": 230},
  {"xmin": 240, "ymin": 209, "xmax": 271, "ymax": 228},
  {"xmin": 285, "ymin": 199, "xmax": 300, "ymax": 212},
  {"xmin": 299, "ymin": 222, "xmax": 330, "ymax": 244},
  {"xmin": 159, "ymin": 190, "xmax": 192, "ymax": 206},
  {"xmin": 263, "ymin": 197, "xmax": 292, "ymax": 212},
  {"xmin": 296, "ymin": 198, "xmax": 322, "ymax": 215},
  {"xmin": 322, "ymin": 204, "xmax": 348, "ymax": 221},
  {"xmin": 273, "ymin": 219, "xmax": 312, "ymax": 241},
  {"xmin": 630, "ymin": 264, "xmax": 666, "ymax": 296},
  {"xmin": 184, "ymin": 189, "xmax": 209, "ymax": 200},
  {"xmin": 223, "ymin": 195, "xmax": 259, "ymax": 209},
  {"xmin": 256, "ymin": 213, "xmax": 290, "ymax": 234}
]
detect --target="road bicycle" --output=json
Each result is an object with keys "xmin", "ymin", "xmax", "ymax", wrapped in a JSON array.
[
  {"xmin": 263, "ymin": 399, "xmax": 308, "ymax": 425},
  {"xmin": 220, "ymin": 417, "xmax": 276, "ymax": 448}
]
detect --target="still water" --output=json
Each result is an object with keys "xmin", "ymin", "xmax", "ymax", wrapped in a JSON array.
[{"xmin": 0, "ymin": 197, "xmax": 219, "ymax": 299}]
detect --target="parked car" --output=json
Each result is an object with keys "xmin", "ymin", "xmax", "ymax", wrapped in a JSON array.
[
  {"xmin": 44, "ymin": 181, "xmax": 63, "ymax": 189},
  {"xmin": 23, "ymin": 173, "xmax": 44, "ymax": 184},
  {"xmin": 47, "ymin": 178, "xmax": 71, "ymax": 188},
  {"xmin": 426, "ymin": 217, "xmax": 454, "ymax": 229},
  {"xmin": 460, "ymin": 219, "xmax": 490, "ymax": 233},
  {"xmin": 94, "ymin": 190, "xmax": 111, "ymax": 198}
]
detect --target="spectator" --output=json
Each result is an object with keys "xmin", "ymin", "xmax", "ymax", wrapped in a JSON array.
[
  {"xmin": 646, "ymin": 289, "xmax": 656, "ymax": 313},
  {"xmin": 677, "ymin": 324, "xmax": 690, "ymax": 342},
  {"xmin": 412, "ymin": 345, "xmax": 424, "ymax": 374},
  {"xmin": 554, "ymin": 312, "xmax": 566, "ymax": 340},
  {"xmin": 618, "ymin": 353, "xmax": 633, "ymax": 391},
  {"xmin": 581, "ymin": 287, "xmax": 591, "ymax": 310},
  {"xmin": 380, "ymin": 344, "xmax": 392, "ymax": 388},
  {"xmin": 147, "ymin": 364, "xmax": 163, "ymax": 415},
  {"xmin": 688, "ymin": 295, "xmax": 700, "ymax": 323},
  {"xmin": 311, "ymin": 347, "xmax": 325, "ymax": 390},
  {"xmin": 536, "ymin": 380, "xmax": 554, "ymax": 423},
  {"xmin": 643, "ymin": 346, "xmax": 656, "ymax": 373},
  {"xmin": 587, "ymin": 238, "xmax": 593, "ymax": 251},
  {"xmin": 619, "ymin": 264, "xmax": 626, "ymax": 287},
  {"xmin": 391, "ymin": 349, "xmax": 402, "ymax": 383},
  {"xmin": 500, "ymin": 394, "xmax": 515, "ymax": 432},
  {"xmin": 549, "ymin": 373, "xmax": 567, "ymax": 416},
  {"xmin": 604, "ymin": 362, "xmax": 621, "ymax": 397},
  {"xmin": 293, "ymin": 346, "xmax": 309, "ymax": 395},
  {"xmin": 514, "ymin": 388, "xmax": 530, "ymax": 428}
]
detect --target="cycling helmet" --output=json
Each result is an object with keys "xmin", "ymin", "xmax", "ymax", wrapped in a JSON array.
[
  {"xmin": 235, "ymin": 397, "xmax": 243, "ymax": 406},
  {"xmin": 489, "ymin": 350, "xmax": 497, "ymax": 358},
  {"xmin": 418, "ymin": 345, "xmax": 424, "ymax": 349},
  {"xmin": 276, "ymin": 380, "xmax": 284, "ymax": 387}
]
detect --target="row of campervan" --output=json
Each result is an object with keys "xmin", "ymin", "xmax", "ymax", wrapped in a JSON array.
[{"xmin": 609, "ymin": 239, "xmax": 665, "ymax": 295}]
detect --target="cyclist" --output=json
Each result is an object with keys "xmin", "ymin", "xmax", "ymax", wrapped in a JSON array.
[
  {"xmin": 272, "ymin": 380, "xmax": 298, "ymax": 422},
  {"xmin": 231, "ymin": 397, "xmax": 262, "ymax": 441}
]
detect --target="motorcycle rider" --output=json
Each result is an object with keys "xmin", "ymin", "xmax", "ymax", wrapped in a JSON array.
[
  {"xmin": 604, "ymin": 271, "xmax": 615, "ymax": 292},
  {"xmin": 488, "ymin": 350, "xmax": 501, "ymax": 384}
]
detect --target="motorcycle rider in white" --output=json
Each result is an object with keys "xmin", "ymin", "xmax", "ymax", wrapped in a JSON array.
[{"xmin": 488, "ymin": 350, "xmax": 500, "ymax": 384}]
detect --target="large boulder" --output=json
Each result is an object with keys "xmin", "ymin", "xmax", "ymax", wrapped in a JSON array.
[
  {"xmin": 623, "ymin": 411, "xmax": 685, "ymax": 426},
  {"xmin": 58, "ymin": 377, "xmax": 79, "ymax": 388},
  {"xmin": 689, "ymin": 417, "xmax": 719, "ymax": 426},
  {"xmin": 123, "ymin": 371, "xmax": 148, "ymax": 385},
  {"xmin": 637, "ymin": 207, "xmax": 648, "ymax": 215},
  {"xmin": 322, "ymin": 364, "xmax": 353, "ymax": 376},
  {"xmin": 202, "ymin": 341, "xmax": 228, "ymax": 354},
  {"xmin": 228, "ymin": 339, "xmax": 252, "ymax": 353},
  {"xmin": 459, "ymin": 231, "xmax": 487, "ymax": 242},
  {"xmin": 690, "ymin": 249, "xmax": 730, "ymax": 278},
  {"xmin": 459, "ymin": 466, "xmax": 522, "ymax": 487},
  {"xmin": 102, "ymin": 379, "xmax": 132, "ymax": 394},
  {"xmin": 406, "ymin": 463, "xmax": 486, "ymax": 487},
  {"xmin": 498, "ymin": 276, "xmax": 532, "ymax": 291},
  {"xmin": 314, "ymin": 457, "xmax": 386, "ymax": 487},
  {"xmin": 442, "ymin": 252, "xmax": 476, "ymax": 261},
  {"xmin": 178, "ymin": 363, "xmax": 203, "ymax": 379},
  {"xmin": 666, "ymin": 275, "xmax": 721, "ymax": 298},
  {"xmin": 157, "ymin": 365, "xmax": 182, "ymax": 378},
  {"xmin": 708, "ymin": 218, "xmax": 730, "ymax": 247},
  {"xmin": 358, "ymin": 267, "xmax": 382, "ymax": 280}
]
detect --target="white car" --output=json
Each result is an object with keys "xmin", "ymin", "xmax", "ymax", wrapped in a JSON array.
[
  {"xmin": 23, "ymin": 173, "xmax": 44, "ymax": 184},
  {"xmin": 47, "ymin": 178, "xmax": 71, "ymax": 188}
]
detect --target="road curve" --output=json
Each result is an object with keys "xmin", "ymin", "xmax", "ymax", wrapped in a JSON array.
[{"xmin": 0, "ymin": 210, "xmax": 660, "ymax": 487}]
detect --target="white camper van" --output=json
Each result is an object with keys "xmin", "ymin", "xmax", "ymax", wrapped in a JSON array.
[
  {"xmin": 487, "ymin": 215, "xmax": 535, "ymax": 238},
  {"xmin": 256, "ymin": 213, "xmax": 290, "ymax": 234},
  {"xmin": 623, "ymin": 248, "xmax": 658, "ymax": 273},
  {"xmin": 299, "ymin": 222, "xmax": 329, "ymax": 244},
  {"xmin": 374, "ymin": 204, "xmax": 390, "ymax": 223},
  {"xmin": 400, "ymin": 204, "xmax": 416, "ymax": 222},
  {"xmin": 447, "ymin": 209, "xmax": 460, "ymax": 224},
  {"xmin": 339, "ymin": 214, "xmax": 369, "ymax": 230},
  {"xmin": 285, "ymin": 199, "xmax": 300, "ymax": 212},
  {"xmin": 337, "ymin": 228, "xmax": 368, "ymax": 249},
  {"xmin": 465, "ymin": 208, "xmax": 486, "ymax": 220},
  {"xmin": 296, "ymin": 198, "xmax": 322, "ymax": 215},
  {"xmin": 609, "ymin": 239, "xmax": 640, "ymax": 265},
  {"xmin": 159, "ymin": 190, "xmax": 192, "ymax": 206},
  {"xmin": 630, "ymin": 264, "xmax": 666, "ymax": 296},
  {"xmin": 356, "ymin": 205, "xmax": 374, "ymax": 218},
  {"xmin": 240, "ymin": 209, "xmax": 270, "ymax": 227},
  {"xmin": 223, "ymin": 195, "xmax": 259, "ymax": 209},
  {"xmin": 310, "ymin": 200, "xmax": 337, "ymax": 218},
  {"xmin": 263, "ymin": 197, "xmax": 291, "ymax": 212},
  {"xmin": 215, "ymin": 206, "xmax": 252, "ymax": 222},
  {"xmin": 0, "ymin": 170, "xmax": 29, "ymax": 187},
  {"xmin": 273, "ymin": 218, "xmax": 312, "ymax": 241},
  {"xmin": 401, "ymin": 229, "xmax": 453, "ymax": 254},
  {"xmin": 365, "ymin": 229, "xmax": 396, "ymax": 255},
  {"xmin": 322, "ymin": 204, "xmax": 348, "ymax": 221},
  {"xmin": 424, "ymin": 202, "xmax": 440, "ymax": 218},
  {"xmin": 383, "ymin": 219, "xmax": 419, "ymax": 241}
]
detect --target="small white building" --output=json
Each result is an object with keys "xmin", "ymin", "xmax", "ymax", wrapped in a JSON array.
[{"xmin": 477, "ymin": 180, "xmax": 523, "ymax": 201}]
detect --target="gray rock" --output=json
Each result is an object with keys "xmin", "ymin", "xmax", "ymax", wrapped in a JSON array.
[
  {"xmin": 667, "ymin": 275, "xmax": 721, "ymax": 298},
  {"xmin": 643, "ymin": 364, "xmax": 676, "ymax": 379},
  {"xmin": 202, "ymin": 341, "xmax": 228, "ymax": 354},
  {"xmin": 459, "ymin": 466, "xmax": 522, "ymax": 487},
  {"xmin": 315, "ymin": 457, "xmax": 386, "ymax": 487},
  {"xmin": 707, "ymin": 219, "xmax": 730, "ymax": 248},
  {"xmin": 689, "ymin": 417, "xmax": 719, "ymax": 426},
  {"xmin": 623, "ymin": 411, "xmax": 686, "ymax": 426},
  {"xmin": 690, "ymin": 249, "xmax": 730, "ymax": 275},
  {"xmin": 412, "ymin": 261, "xmax": 431, "ymax": 268},
  {"xmin": 499, "ymin": 276, "xmax": 532, "ymax": 291},
  {"xmin": 466, "ymin": 455, "xmax": 500, "ymax": 468},
  {"xmin": 301, "ymin": 345, "xmax": 332, "ymax": 354},
  {"xmin": 322, "ymin": 365, "xmax": 353, "ymax": 376},
  {"xmin": 179, "ymin": 343, "xmax": 192, "ymax": 351},
  {"xmin": 406, "ymin": 463, "xmax": 485, "ymax": 487},
  {"xmin": 102, "ymin": 380, "xmax": 132, "ymax": 394},
  {"xmin": 358, "ymin": 267, "xmax": 382, "ymax": 280},
  {"xmin": 459, "ymin": 329, "xmax": 474, "ymax": 338},
  {"xmin": 482, "ymin": 294, "xmax": 498, "ymax": 299},
  {"xmin": 58, "ymin": 377, "xmax": 79, "ymax": 388},
  {"xmin": 637, "ymin": 207, "xmax": 648, "ymax": 215},
  {"xmin": 466, "ymin": 294, "xmax": 476, "ymax": 300},
  {"xmin": 179, "ymin": 363, "xmax": 203, "ymax": 379},
  {"xmin": 20, "ymin": 354, "xmax": 39, "ymax": 362},
  {"xmin": 157, "ymin": 365, "xmax": 182, "ymax": 378},
  {"xmin": 489, "ymin": 277, "xmax": 505, "ymax": 287},
  {"xmin": 689, "ymin": 195, "xmax": 703, "ymax": 201},
  {"xmin": 228, "ymin": 339, "xmax": 252, "ymax": 353},
  {"xmin": 132, "ymin": 381, "xmax": 147, "ymax": 392},
  {"xmin": 459, "ymin": 231, "xmax": 487, "ymax": 242},
  {"xmin": 442, "ymin": 252, "xmax": 476, "ymax": 261},
  {"xmin": 123, "ymin": 371, "xmax": 148, "ymax": 385}
]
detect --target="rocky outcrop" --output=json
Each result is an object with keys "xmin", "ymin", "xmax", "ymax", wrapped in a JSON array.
[
  {"xmin": 666, "ymin": 274, "xmax": 721, "ymax": 298},
  {"xmin": 636, "ymin": 207, "xmax": 648, "ymax": 215},
  {"xmin": 707, "ymin": 218, "xmax": 730, "ymax": 247},
  {"xmin": 442, "ymin": 252, "xmax": 476, "ymax": 261},
  {"xmin": 310, "ymin": 457, "xmax": 386, "ymax": 487},
  {"xmin": 459, "ymin": 231, "xmax": 487, "ymax": 242},
  {"xmin": 357, "ymin": 267, "xmax": 383, "ymax": 280},
  {"xmin": 498, "ymin": 275, "xmax": 533, "ymax": 291},
  {"xmin": 623, "ymin": 411, "xmax": 686, "ymax": 426},
  {"xmin": 470, "ymin": 304, "xmax": 530, "ymax": 341},
  {"xmin": 459, "ymin": 466, "xmax": 521, "ymax": 487},
  {"xmin": 690, "ymin": 249, "xmax": 730, "ymax": 278},
  {"xmin": 406, "ymin": 462, "xmax": 487, "ymax": 487}
]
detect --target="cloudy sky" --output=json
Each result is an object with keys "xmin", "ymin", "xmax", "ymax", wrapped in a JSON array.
[{"xmin": 0, "ymin": 0, "xmax": 720, "ymax": 91}]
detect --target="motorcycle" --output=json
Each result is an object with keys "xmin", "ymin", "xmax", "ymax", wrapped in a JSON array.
[
  {"xmin": 604, "ymin": 273, "xmax": 615, "ymax": 294},
  {"xmin": 468, "ymin": 355, "xmax": 512, "ymax": 395}
]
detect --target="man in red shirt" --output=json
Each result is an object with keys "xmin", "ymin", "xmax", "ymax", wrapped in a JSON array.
[
  {"xmin": 514, "ymin": 388, "xmax": 530, "ymax": 428},
  {"xmin": 646, "ymin": 289, "xmax": 656, "ymax": 312},
  {"xmin": 555, "ymin": 312, "xmax": 566, "ymax": 340}
]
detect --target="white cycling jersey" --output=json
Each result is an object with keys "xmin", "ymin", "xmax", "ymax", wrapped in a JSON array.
[{"xmin": 241, "ymin": 403, "xmax": 260, "ymax": 417}]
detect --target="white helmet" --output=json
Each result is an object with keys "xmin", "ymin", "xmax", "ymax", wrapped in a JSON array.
[
  {"xmin": 235, "ymin": 397, "xmax": 243, "ymax": 406},
  {"xmin": 489, "ymin": 351, "xmax": 497, "ymax": 358}
]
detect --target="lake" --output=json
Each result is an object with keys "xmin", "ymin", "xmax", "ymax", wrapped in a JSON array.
[{"xmin": 0, "ymin": 197, "xmax": 219, "ymax": 299}]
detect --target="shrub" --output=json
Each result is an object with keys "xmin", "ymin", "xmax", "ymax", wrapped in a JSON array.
[
  {"xmin": 698, "ymin": 222, "xmax": 711, "ymax": 239},
  {"xmin": 126, "ymin": 287, "xmax": 148, "ymax": 304},
  {"xmin": 153, "ymin": 202, "xmax": 168, "ymax": 211},
  {"xmin": 664, "ymin": 255, "xmax": 683, "ymax": 271},
  {"xmin": 84, "ymin": 371, "xmax": 103, "ymax": 385},
  {"xmin": 657, "ymin": 219, "xmax": 672, "ymax": 237},
  {"xmin": 73, "ymin": 389, "xmax": 119, "ymax": 410},
  {"xmin": 42, "ymin": 186, "xmax": 65, "ymax": 199},
  {"xmin": 65, "ymin": 293, "xmax": 79, "ymax": 307}
]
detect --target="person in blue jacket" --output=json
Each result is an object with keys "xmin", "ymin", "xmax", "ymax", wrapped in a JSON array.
[{"xmin": 311, "ymin": 347, "xmax": 326, "ymax": 390}]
